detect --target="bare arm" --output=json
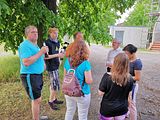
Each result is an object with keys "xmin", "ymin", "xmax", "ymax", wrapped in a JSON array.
[
  {"xmin": 44, "ymin": 53, "xmax": 64, "ymax": 60},
  {"xmin": 44, "ymin": 54, "xmax": 59, "ymax": 60},
  {"xmin": 98, "ymin": 90, "xmax": 104, "ymax": 96},
  {"xmin": 106, "ymin": 51, "xmax": 112, "ymax": 67},
  {"xmin": 22, "ymin": 46, "xmax": 48, "ymax": 66},
  {"xmin": 64, "ymin": 68, "xmax": 67, "ymax": 77},
  {"xmin": 84, "ymin": 70, "xmax": 93, "ymax": 84},
  {"xmin": 44, "ymin": 62, "xmax": 46, "ymax": 70},
  {"xmin": 133, "ymin": 70, "xmax": 141, "ymax": 81}
]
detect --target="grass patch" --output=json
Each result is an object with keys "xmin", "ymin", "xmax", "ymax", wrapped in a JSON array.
[
  {"xmin": 0, "ymin": 56, "xmax": 20, "ymax": 83},
  {"xmin": 0, "ymin": 56, "xmax": 66, "ymax": 119},
  {"xmin": 0, "ymin": 82, "xmax": 32, "ymax": 120}
]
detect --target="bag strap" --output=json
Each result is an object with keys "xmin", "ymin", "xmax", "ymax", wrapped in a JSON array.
[
  {"xmin": 82, "ymin": 77, "xmax": 85, "ymax": 87},
  {"xmin": 68, "ymin": 57, "xmax": 85, "ymax": 87}
]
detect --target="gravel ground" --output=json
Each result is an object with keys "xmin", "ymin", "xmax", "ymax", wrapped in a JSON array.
[{"xmin": 1, "ymin": 44, "xmax": 159, "ymax": 120}]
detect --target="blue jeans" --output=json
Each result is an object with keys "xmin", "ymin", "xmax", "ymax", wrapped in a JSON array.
[{"xmin": 64, "ymin": 94, "xmax": 91, "ymax": 120}]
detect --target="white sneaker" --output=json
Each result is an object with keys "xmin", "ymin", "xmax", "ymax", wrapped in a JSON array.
[{"xmin": 40, "ymin": 116, "xmax": 48, "ymax": 120}]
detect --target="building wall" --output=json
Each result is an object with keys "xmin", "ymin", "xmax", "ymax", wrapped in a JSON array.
[
  {"xmin": 152, "ymin": 16, "xmax": 160, "ymax": 42},
  {"xmin": 109, "ymin": 26, "xmax": 148, "ymax": 48}
]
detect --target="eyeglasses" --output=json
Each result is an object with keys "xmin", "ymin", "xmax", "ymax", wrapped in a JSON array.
[{"xmin": 30, "ymin": 31, "xmax": 38, "ymax": 34}]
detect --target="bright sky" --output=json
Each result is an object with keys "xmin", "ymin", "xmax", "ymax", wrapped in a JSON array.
[{"xmin": 115, "ymin": 6, "xmax": 135, "ymax": 25}]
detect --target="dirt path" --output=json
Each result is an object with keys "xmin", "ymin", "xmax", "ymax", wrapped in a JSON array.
[
  {"xmin": 1, "ymin": 44, "xmax": 159, "ymax": 120},
  {"xmin": 87, "ymin": 44, "xmax": 160, "ymax": 120}
]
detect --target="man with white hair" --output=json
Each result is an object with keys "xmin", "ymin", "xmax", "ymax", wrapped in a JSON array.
[
  {"xmin": 106, "ymin": 38, "xmax": 122, "ymax": 72},
  {"xmin": 18, "ymin": 25, "xmax": 48, "ymax": 120}
]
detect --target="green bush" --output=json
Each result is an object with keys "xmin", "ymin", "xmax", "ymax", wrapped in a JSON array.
[
  {"xmin": 0, "ymin": 55, "xmax": 65, "ymax": 83},
  {"xmin": 0, "ymin": 56, "xmax": 20, "ymax": 83}
]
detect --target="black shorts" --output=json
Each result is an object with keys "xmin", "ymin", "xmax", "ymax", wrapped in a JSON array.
[{"xmin": 20, "ymin": 74, "xmax": 43, "ymax": 100}]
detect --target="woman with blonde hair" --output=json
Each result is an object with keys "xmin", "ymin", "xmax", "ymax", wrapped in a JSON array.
[
  {"xmin": 99, "ymin": 53, "xmax": 134, "ymax": 120},
  {"xmin": 64, "ymin": 40, "xmax": 93, "ymax": 120}
]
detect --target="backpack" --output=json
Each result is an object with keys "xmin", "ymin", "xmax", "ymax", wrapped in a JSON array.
[{"xmin": 62, "ymin": 59, "xmax": 85, "ymax": 97}]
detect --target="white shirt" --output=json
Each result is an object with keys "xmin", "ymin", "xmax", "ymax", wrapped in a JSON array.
[{"xmin": 106, "ymin": 47, "xmax": 122, "ymax": 66}]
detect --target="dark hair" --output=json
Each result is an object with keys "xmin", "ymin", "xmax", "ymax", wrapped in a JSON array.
[{"xmin": 123, "ymin": 44, "xmax": 137, "ymax": 54}]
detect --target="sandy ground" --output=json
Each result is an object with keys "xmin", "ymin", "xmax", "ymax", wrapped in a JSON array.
[{"xmin": 82, "ymin": 44, "xmax": 160, "ymax": 120}]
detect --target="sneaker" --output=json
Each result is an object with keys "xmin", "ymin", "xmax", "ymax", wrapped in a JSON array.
[
  {"xmin": 40, "ymin": 116, "xmax": 48, "ymax": 120},
  {"xmin": 48, "ymin": 101, "xmax": 59, "ymax": 110},
  {"xmin": 53, "ymin": 99, "xmax": 64, "ymax": 104}
]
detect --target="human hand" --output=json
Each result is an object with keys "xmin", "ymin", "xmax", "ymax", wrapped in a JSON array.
[
  {"xmin": 40, "ymin": 46, "xmax": 49, "ymax": 54},
  {"xmin": 58, "ymin": 53, "xmax": 64, "ymax": 58}
]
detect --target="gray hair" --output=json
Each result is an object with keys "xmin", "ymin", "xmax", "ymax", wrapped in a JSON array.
[
  {"xmin": 112, "ymin": 38, "xmax": 121, "ymax": 44},
  {"xmin": 25, "ymin": 25, "xmax": 37, "ymax": 36}
]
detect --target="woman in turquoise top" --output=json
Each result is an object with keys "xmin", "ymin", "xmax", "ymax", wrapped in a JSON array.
[{"xmin": 64, "ymin": 39, "xmax": 93, "ymax": 120}]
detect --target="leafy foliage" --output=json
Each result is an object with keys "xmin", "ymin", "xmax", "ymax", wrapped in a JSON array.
[
  {"xmin": 0, "ymin": 0, "xmax": 10, "ymax": 29},
  {"xmin": 57, "ymin": 0, "xmax": 136, "ymax": 44},
  {"xmin": 124, "ymin": 0, "xmax": 157, "ymax": 27},
  {"xmin": 0, "ymin": 0, "xmax": 55, "ymax": 53},
  {"xmin": 0, "ymin": 0, "xmax": 136, "ymax": 53}
]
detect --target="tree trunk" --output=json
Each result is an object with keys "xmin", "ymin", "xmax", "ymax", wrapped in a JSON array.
[
  {"xmin": 42, "ymin": 0, "xmax": 57, "ymax": 14},
  {"xmin": 37, "ymin": 23, "xmax": 43, "ymax": 47},
  {"xmin": 37, "ymin": 0, "xmax": 57, "ymax": 47}
]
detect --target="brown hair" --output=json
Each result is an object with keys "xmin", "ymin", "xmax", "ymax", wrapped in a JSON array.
[
  {"xmin": 73, "ymin": 32, "xmax": 83, "ymax": 40},
  {"xmin": 66, "ymin": 40, "xmax": 89, "ymax": 67},
  {"xmin": 66, "ymin": 32, "xmax": 84, "ymax": 57},
  {"xmin": 111, "ymin": 53, "xmax": 130, "ymax": 86}
]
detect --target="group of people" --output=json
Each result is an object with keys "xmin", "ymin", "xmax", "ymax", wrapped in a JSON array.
[
  {"xmin": 101, "ymin": 39, "xmax": 142, "ymax": 120},
  {"xmin": 18, "ymin": 25, "xmax": 142, "ymax": 120}
]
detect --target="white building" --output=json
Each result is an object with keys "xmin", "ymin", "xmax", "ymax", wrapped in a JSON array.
[{"xmin": 109, "ymin": 26, "xmax": 149, "ymax": 48}]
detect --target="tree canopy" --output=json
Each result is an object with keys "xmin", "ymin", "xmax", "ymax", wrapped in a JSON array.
[
  {"xmin": 124, "ymin": 0, "xmax": 157, "ymax": 28},
  {"xmin": 0, "ymin": 0, "xmax": 136, "ymax": 53}
]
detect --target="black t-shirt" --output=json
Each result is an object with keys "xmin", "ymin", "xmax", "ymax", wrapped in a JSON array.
[
  {"xmin": 99, "ymin": 73, "xmax": 134, "ymax": 117},
  {"xmin": 129, "ymin": 59, "xmax": 142, "ymax": 76},
  {"xmin": 45, "ymin": 39, "xmax": 60, "ymax": 71}
]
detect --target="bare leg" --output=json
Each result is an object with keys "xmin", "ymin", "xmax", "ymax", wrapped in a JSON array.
[
  {"xmin": 32, "ymin": 97, "xmax": 41, "ymax": 120},
  {"xmin": 49, "ymin": 86, "xmax": 56, "ymax": 102}
]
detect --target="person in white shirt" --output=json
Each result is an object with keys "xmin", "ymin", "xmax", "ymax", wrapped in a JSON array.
[{"xmin": 106, "ymin": 38, "xmax": 122, "ymax": 72}]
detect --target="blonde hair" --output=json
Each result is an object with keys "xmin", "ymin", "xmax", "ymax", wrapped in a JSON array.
[
  {"xmin": 111, "ymin": 53, "xmax": 130, "ymax": 86},
  {"xmin": 25, "ymin": 25, "xmax": 37, "ymax": 36},
  {"xmin": 48, "ymin": 27, "xmax": 58, "ymax": 34}
]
